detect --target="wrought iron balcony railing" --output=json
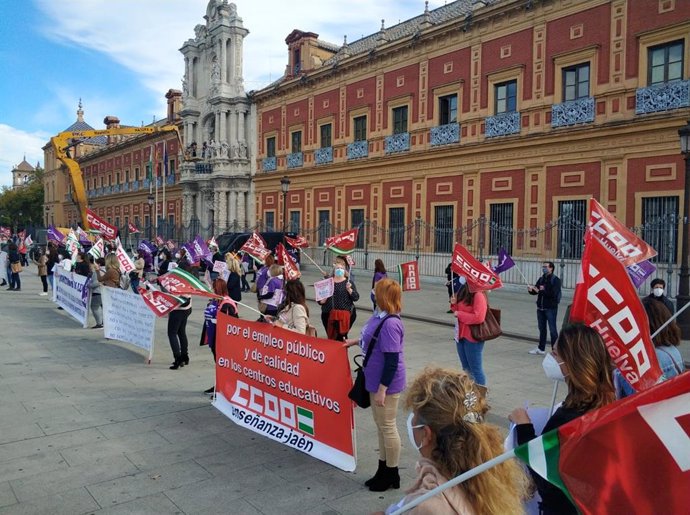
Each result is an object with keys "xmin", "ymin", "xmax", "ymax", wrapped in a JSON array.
[
  {"xmin": 485, "ymin": 111, "xmax": 521, "ymax": 138},
  {"xmin": 551, "ymin": 97, "xmax": 595, "ymax": 128},
  {"xmin": 287, "ymin": 152, "xmax": 303, "ymax": 169},
  {"xmin": 315, "ymin": 147, "xmax": 333, "ymax": 165},
  {"xmin": 431, "ymin": 123, "xmax": 460, "ymax": 146},
  {"xmin": 347, "ymin": 140, "xmax": 368, "ymax": 160},
  {"xmin": 262, "ymin": 156, "xmax": 277, "ymax": 172},
  {"xmin": 385, "ymin": 132, "xmax": 410, "ymax": 154},
  {"xmin": 635, "ymin": 80, "xmax": 690, "ymax": 114}
]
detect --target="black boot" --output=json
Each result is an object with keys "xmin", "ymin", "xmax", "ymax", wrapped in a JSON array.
[
  {"xmin": 368, "ymin": 465, "xmax": 400, "ymax": 492},
  {"xmin": 181, "ymin": 354, "xmax": 190, "ymax": 365},
  {"xmin": 364, "ymin": 460, "xmax": 386, "ymax": 487},
  {"xmin": 169, "ymin": 357, "xmax": 184, "ymax": 370}
]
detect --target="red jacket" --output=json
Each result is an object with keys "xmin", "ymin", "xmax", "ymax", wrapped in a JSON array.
[{"xmin": 452, "ymin": 292, "xmax": 488, "ymax": 342}]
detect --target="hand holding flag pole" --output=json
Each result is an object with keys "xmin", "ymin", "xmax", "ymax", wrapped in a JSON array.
[{"xmin": 651, "ymin": 299, "xmax": 690, "ymax": 339}]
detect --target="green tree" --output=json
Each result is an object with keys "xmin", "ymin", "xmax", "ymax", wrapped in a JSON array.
[{"xmin": 0, "ymin": 167, "xmax": 45, "ymax": 230}]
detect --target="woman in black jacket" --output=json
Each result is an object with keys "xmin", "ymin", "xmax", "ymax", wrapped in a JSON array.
[{"xmin": 7, "ymin": 242, "xmax": 21, "ymax": 291}]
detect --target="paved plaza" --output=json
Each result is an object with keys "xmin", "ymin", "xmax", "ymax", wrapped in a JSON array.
[{"xmin": 0, "ymin": 264, "xmax": 687, "ymax": 514}]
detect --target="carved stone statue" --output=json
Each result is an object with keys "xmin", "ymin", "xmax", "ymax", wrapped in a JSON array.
[
  {"xmin": 239, "ymin": 141, "xmax": 247, "ymax": 159},
  {"xmin": 220, "ymin": 141, "xmax": 229, "ymax": 158},
  {"xmin": 211, "ymin": 59, "xmax": 220, "ymax": 84},
  {"xmin": 181, "ymin": 75, "xmax": 188, "ymax": 97},
  {"xmin": 194, "ymin": 24, "xmax": 206, "ymax": 41},
  {"xmin": 231, "ymin": 143, "xmax": 239, "ymax": 159}
]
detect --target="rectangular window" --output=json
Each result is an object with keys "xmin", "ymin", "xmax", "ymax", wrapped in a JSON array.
[
  {"xmin": 125, "ymin": 170, "xmax": 130, "ymax": 183},
  {"xmin": 289, "ymin": 211, "xmax": 301, "ymax": 234},
  {"xmin": 648, "ymin": 40, "xmax": 684, "ymax": 85},
  {"xmin": 488, "ymin": 203, "xmax": 514, "ymax": 255},
  {"xmin": 642, "ymin": 196, "xmax": 679, "ymax": 264},
  {"xmin": 318, "ymin": 210, "xmax": 330, "ymax": 246},
  {"xmin": 169, "ymin": 160, "xmax": 175, "ymax": 175},
  {"xmin": 115, "ymin": 172, "xmax": 120, "ymax": 184},
  {"xmin": 320, "ymin": 124, "xmax": 332, "ymax": 148},
  {"xmin": 438, "ymin": 94, "xmax": 458, "ymax": 125},
  {"xmin": 392, "ymin": 106, "xmax": 408, "ymax": 134},
  {"xmin": 354, "ymin": 116, "xmax": 367, "ymax": 142},
  {"xmin": 264, "ymin": 211, "xmax": 275, "ymax": 232},
  {"xmin": 434, "ymin": 205, "xmax": 454, "ymax": 253},
  {"xmin": 135, "ymin": 167, "xmax": 140, "ymax": 181},
  {"xmin": 115, "ymin": 217, "xmax": 120, "ymax": 228},
  {"xmin": 291, "ymin": 131, "xmax": 302, "ymax": 153},
  {"xmin": 563, "ymin": 63, "xmax": 590, "ymax": 101},
  {"xmin": 351, "ymin": 209, "xmax": 365, "ymax": 249},
  {"xmin": 495, "ymin": 80, "xmax": 517, "ymax": 113},
  {"xmin": 388, "ymin": 207, "xmax": 405, "ymax": 251},
  {"xmin": 557, "ymin": 200, "xmax": 587, "ymax": 259},
  {"xmin": 266, "ymin": 136, "xmax": 276, "ymax": 158}
]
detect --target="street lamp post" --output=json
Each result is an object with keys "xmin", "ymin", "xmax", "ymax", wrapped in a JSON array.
[
  {"xmin": 280, "ymin": 175, "xmax": 291, "ymax": 232},
  {"xmin": 677, "ymin": 120, "xmax": 690, "ymax": 339},
  {"xmin": 147, "ymin": 194, "xmax": 154, "ymax": 240}
]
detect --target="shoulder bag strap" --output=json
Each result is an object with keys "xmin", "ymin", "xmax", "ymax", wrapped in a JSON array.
[
  {"xmin": 657, "ymin": 347, "xmax": 683, "ymax": 375},
  {"xmin": 362, "ymin": 314, "xmax": 400, "ymax": 367}
]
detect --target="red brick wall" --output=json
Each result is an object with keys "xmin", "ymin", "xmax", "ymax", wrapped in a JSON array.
[
  {"xmin": 383, "ymin": 63, "xmax": 420, "ymax": 128},
  {"xmin": 626, "ymin": 155, "xmax": 685, "ymax": 225},
  {"xmin": 427, "ymin": 47, "xmax": 472, "ymax": 117},
  {"xmin": 481, "ymin": 28, "xmax": 533, "ymax": 108}
]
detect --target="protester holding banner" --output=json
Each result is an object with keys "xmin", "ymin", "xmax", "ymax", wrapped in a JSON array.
[
  {"xmin": 320, "ymin": 259, "xmax": 359, "ymax": 341},
  {"xmin": 345, "ymin": 278, "xmax": 405, "ymax": 491},
  {"xmin": 273, "ymin": 279, "xmax": 310, "ymax": 334},
  {"xmin": 616, "ymin": 300, "xmax": 685, "ymax": 398},
  {"xmin": 7, "ymin": 242, "xmax": 21, "ymax": 291},
  {"xmin": 74, "ymin": 252, "xmax": 91, "ymax": 278},
  {"xmin": 131, "ymin": 251, "xmax": 145, "ymax": 293},
  {"xmin": 167, "ymin": 292, "xmax": 192, "ymax": 370},
  {"xmin": 527, "ymin": 261, "xmax": 561, "ymax": 355},
  {"xmin": 32, "ymin": 248, "xmax": 48, "ymax": 296},
  {"xmin": 258, "ymin": 264, "xmax": 284, "ymax": 317},
  {"xmin": 157, "ymin": 249, "xmax": 171, "ymax": 276},
  {"xmin": 385, "ymin": 367, "xmax": 527, "ymax": 515},
  {"xmin": 202, "ymin": 278, "xmax": 238, "ymax": 394},
  {"xmin": 371, "ymin": 259, "xmax": 388, "ymax": 310},
  {"xmin": 256, "ymin": 254, "xmax": 274, "ymax": 294},
  {"xmin": 96, "ymin": 254, "xmax": 121, "ymax": 288},
  {"xmin": 239, "ymin": 253, "xmax": 251, "ymax": 292},
  {"xmin": 451, "ymin": 282, "xmax": 488, "ymax": 387},
  {"xmin": 225, "ymin": 256, "xmax": 242, "ymax": 302},
  {"xmin": 510, "ymin": 324, "xmax": 616, "ymax": 515},
  {"xmin": 46, "ymin": 244, "xmax": 58, "ymax": 291},
  {"xmin": 646, "ymin": 278, "xmax": 675, "ymax": 314},
  {"xmin": 88, "ymin": 257, "xmax": 104, "ymax": 329}
]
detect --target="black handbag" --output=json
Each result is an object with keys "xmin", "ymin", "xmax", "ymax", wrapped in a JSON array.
[{"xmin": 348, "ymin": 314, "xmax": 398, "ymax": 408}]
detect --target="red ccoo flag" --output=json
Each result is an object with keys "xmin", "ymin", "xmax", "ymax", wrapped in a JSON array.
[
  {"xmin": 128, "ymin": 222, "xmax": 140, "ymax": 234},
  {"xmin": 324, "ymin": 229, "xmax": 358, "ymax": 255},
  {"xmin": 451, "ymin": 243, "xmax": 502, "ymax": 292},
  {"xmin": 285, "ymin": 235, "xmax": 310, "ymax": 248}
]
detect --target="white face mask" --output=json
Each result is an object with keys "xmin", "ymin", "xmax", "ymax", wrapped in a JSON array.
[
  {"xmin": 174, "ymin": 253, "xmax": 181, "ymax": 260},
  {"xmin": 406, "ymin": 412, "xmax": 425, "ymax": 452},
  {"xmin": 542, "ymin": 353, "xmax": 566, "ymax": 382},
  {"xmin": 653, "ymin": 287, "xmax": 664, "ymax": 297}
]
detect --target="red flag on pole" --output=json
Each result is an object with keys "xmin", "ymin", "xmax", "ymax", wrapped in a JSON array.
[
  {"xmin": 324, "ymin": 229, "xmax": 358, "ymax": 255},
  {"xmin": 138, "ymin": 287, "xmax": 185, "ymax": 317},
  {"xmin": 285, "ymin": 235, "xmax": 310, "ymax": 248},
  {"xmin": 515, "ymin": 372, "xmax": 690, "ymax": 515},
  {"xmin": 589, "ymin": 198, "xmax": 657, "ymax": 267},
  {"xmin": 451, "ymin": 243, "xmax": 503, "ymax": 292},
  {"xmin": 278, "ymin": 244, "xmax": 301, "ymax": 281},
  {"xmin": 86, "ymin": 208, "xmax": 118, "ymax": 240},
  {"xmin": 240, "ymin": 232, "xmax": 272, "ymax": 264},
  {"xmin": 570, "ymin": 229, "xmax": 662, "ymax": 391},
  {"xmin": 397, "ymin": 261, "xmax": 420, "ymax": 291},
  {"xmin": 128, "ymin": 222, "xmax": 140, "ymax": 234}
]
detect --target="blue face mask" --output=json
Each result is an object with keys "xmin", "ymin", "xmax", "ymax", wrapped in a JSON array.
[
  {"xmin": 542, "ymin": 267, "xmax": 549, "ymax": 275},
  {"xmin": 334, "ymin": 268, "xmax": 345, "ymax": 278}
]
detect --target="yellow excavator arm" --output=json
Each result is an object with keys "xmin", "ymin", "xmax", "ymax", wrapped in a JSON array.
[{"xmin": 50, "ymin": 125, "xmax": 182, "ymax": 231}]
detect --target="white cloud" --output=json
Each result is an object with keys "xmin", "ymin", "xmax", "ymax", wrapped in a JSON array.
[
  {"xmin": 0, "ymin": 124, "xmax": 51, "ymax": 187},
  {"xmin": 35, "ymin": 0, "xmax": 447, "ymax": 94}
]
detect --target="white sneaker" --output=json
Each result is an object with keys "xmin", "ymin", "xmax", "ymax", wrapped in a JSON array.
[
  {"xmin": 39, "ymin": 292, "xmax": 48, "ymax": 296},
  {"xmin": 528, "ymin": 347, "xmax": 546, "ymax": 355}
]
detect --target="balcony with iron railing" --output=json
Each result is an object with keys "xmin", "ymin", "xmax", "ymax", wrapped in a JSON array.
[
  {"xmin": 347, "ymin": 140, "xmax": 368, "ymax": 160},
  {"xmin": 166, "ymin": 174, "xmax": 175, "ymax": 185},
  {"xmin": 195, "ymin": 162, "xmax": 213, "ymax": 174},
  {"xmin": 430, "ymin": 123, "xmax": 460, "ymax": 146},
  {"xmin": 262, "ymin": 156, "xmax": 277, "ymax": 172},
  {"xmin": 485, "ymin": 111, "xmax": 521, "ymax": 138},
  {"xmin": 287, "ymin": 152, "xmax": 303, "ymax": 169},
  {"xmin": 112, "ymin": 184, "xmax": 121, "ymax": 194},
  {"xmin": 385, "ymin": 132, "xmax": 410, "ymax": 154},
  {"xmin": 123, "ymin": 182, "xmax": 130, "ymax": 193},
  {"xmin": 635, "ymin": 79, "xmax": 690, "ymax": 114},
  {"xmin": 551, "ymin": 97, "xmax": 595, "ymax": 128},
  {"xmin": 132, "ymin": 181, "xmax": 139, "ymax": 192},
  {"xmin": 314, "ymin": 147, "xmax": 333, "ymax": 165}
]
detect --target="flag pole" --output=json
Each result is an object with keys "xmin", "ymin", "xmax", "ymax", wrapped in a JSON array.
[
  {"xmin": 513, "ymin": 261, "xmax": 532, "ymax": 286},
  {"xmin": 651, "ymin": 299, "xmax": 690, "ymax": 338},
  {"xmin": 162, "ymin": 141, "xmax": 167, "ymax": 234},
  {"xmin": 302, "ymin": 248, "xmax": 328, "ymax": 276},
  {"xmin": 390, "ymin": 449, "xmax": 517, "ymax": 514},
  {"xmin": 155, "ymin": 144, "xmax": 159, "ymax": 242}
]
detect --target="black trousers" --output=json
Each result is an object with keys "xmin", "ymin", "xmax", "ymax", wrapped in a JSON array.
[
  {"xmin": 40, "ymin": 275, "xmax": 48, "ymax": 292},
  {"xmin": 168, "ymin": 308, "xmax": 192, "ymax": 359}
]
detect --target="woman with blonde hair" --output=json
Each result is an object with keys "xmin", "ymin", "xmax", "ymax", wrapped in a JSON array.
[
  {"xmin": 345, "ymin": 278, "xmax": 405, "ymax": 491},
  {"xmin": 380, "ymin": 367, "xmax": 527, "ymax": 514},
  {"xmin": 510, "ymin": 323, "xmax": 615, "ymax": 515},
  {"xmin": 96, "ymin": 253, "xmax": 121, "ymax": 288},
  {"xmin": 225, "ymin": 255, "xmax": 242, "ymax": 302}
]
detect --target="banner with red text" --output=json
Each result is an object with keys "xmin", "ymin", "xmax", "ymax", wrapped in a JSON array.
[
  {"xmin": 570, "ymin": 230, "xmax": 662, "ymax": 391},
  {"xmin": 451, "ymin": 243, "xmax": 503, "ymax": 292},
  {"xmin": 86, "ymin": 208, "xmax": 118, "ymax": 240},
  {"xmin": 324, "ymin": 229, "xmax": 358, "ymax": 255},
  {"xmin": 213, "ymin": 314, "xmax": 356, "ymax": 471},
  {"xmin": 397, "ymin": 261, "xmax": 420, "ymax": 291},
  {"xmin": 589, "ymin": 198, "xmax": 656, "ymax": 267},
  {"xmin": 240, "ymin": 232, "xmax": 272, "ymax": 264}
]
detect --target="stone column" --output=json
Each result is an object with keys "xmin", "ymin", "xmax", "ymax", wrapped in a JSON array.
[
  {"xmin": 229, "ymin": 109, "xmax": 237, "ymax": 145},
  {"xmin": 236, "ymin": 190, "xmax": 246, "ymax": 229},
  {"xmin": 238, "ymin": 110, "xmax": 246, "ymax": 143},
  {"xmin": 228, "ymin": 36, "xmax": 236, "ymax": 83},
  {"xmin": 213, "ymin": 191, "xmax": 220, "ymax": 230},
  {"xmin": 219, "ymin": 189, "xmax": 228, "ymax": 232},
  {"xmin": 229, "ymin": 190, "xmax": 237, "ymax": 227},
  {"xmin": 220, "ymin": 109, "xmax": 227, "ymax": 143}
]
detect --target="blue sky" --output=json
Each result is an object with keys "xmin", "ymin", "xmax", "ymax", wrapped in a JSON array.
[{"xmin": 0, "ymin": 0, "xmax": 445, "ymax": 187}]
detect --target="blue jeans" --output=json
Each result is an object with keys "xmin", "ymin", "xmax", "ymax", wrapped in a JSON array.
[
  {"xmin": 537, "ymin": 308, "xmax": 558, "ymax": 351},
  {"xmin": 456, "ymin": 338, "xmax": 486, "ymax": 386}
]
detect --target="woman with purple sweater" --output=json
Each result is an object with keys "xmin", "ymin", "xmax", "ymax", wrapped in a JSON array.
[
  {"xmin": 370, "ymin": 259, "xmax": 387, "ymax": 310},
  {"xmin": 345, "ymin": 278, "xmax": 406, "ymax": 492}
]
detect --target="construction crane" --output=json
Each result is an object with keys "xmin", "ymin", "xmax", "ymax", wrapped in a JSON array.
[{"xmin": 50, "ymin": 125, "xmax": 182, "ymax": 231}]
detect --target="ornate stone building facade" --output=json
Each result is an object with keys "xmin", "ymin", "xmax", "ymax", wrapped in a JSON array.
[
  {"xmin": 11, "ymin": 157, "xmax": 37, "ymax": 189},
  {"xmin": 252, "ymin": 0, "xmax": 690, "ymax": 263},
  {"xmin": 178, "ymin": 0, "xmax": 255, "ymax": 233}
]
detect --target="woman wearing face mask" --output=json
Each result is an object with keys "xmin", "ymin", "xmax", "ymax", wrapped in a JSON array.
[
  {"xmin": 450, "ymin": 279, "xmax": 488, "ymax": 387},
  {"xmin": 131, "ymin": 251, "xmax": 145, "ymax": 293},
  {"xmin": 509, "ymin": 324, "xmax": 615, "ymax": 515},
  {"xmin": 157, "ymin": 250, "xmax": 170, "ymax": 276},
  {"xmin": 344, "ymin": 278, "xmax": 404, "ymax": 492},
  {"xmin": 319, "ymin": 259, "xmax": 359, "ymax": 341},
  {"xmin": 646, "ymin": 278, "xmax": 675, "ymax": 314},
  {"xmin": 377, "ymin": 367, "xmax": 527, "ymax": 515},
  {"xmin": 257, "ymin": 264, "xmax": 284, "ymax": 318}
]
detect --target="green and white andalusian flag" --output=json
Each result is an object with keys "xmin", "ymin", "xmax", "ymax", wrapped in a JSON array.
[
  {"xmin": 297, "ymin": 406, "xmax": 314, "ymax": 436},
  {"xmin": 157, "ymin": 266, "xmax": 220, "ymax": 298}
]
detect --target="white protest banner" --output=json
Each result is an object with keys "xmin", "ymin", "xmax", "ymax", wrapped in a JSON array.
[
  {"xmin": 213, "ymin": 260, "xmax": 228, "ymax": 274},
  {"xmin": 53, "ymin": 267, "xmax": 91, "ymax": 328},
  {"xmin": 314, "ymin": 277, "xmax": 334, "ymax": 302},
  {"xmin": 102, "ymin": 286, "xmax": 156, "ymax": 362},
  {"xmin": 0, "ymin": 251, "xmax": 8, "ymax": 284}
]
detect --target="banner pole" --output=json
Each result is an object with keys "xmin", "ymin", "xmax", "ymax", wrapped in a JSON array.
[
  {"xmin": 651, "ymin": 299, "xmax": 690, "ymax": 338},
  {"xmin": 390, "ymin": 449, "xmax": 517, "ymax": 514},
  {"xmin": 513, "ymin": 261, "xmax": 532, "ymax": 286},
  {"xmin": 302, "ymin": 248, "xmax": 328, "ymax": 276}
]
